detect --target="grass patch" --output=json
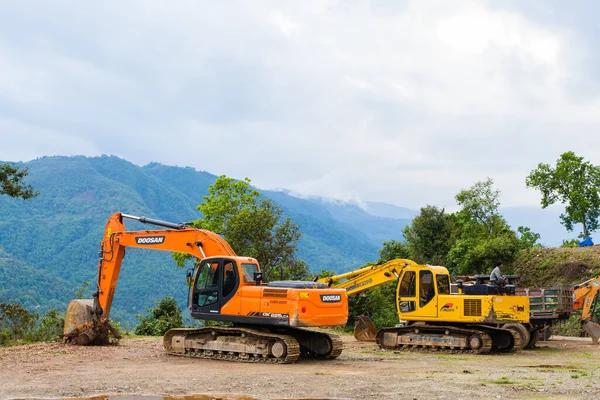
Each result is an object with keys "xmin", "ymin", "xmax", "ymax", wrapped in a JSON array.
[
  {"xmin": 533, "ymin": 348, "xmax": 561, "ymax": 354},
  {"xmin": 483, "ymin": 376, "xmax": 517, "ymax": 385}
]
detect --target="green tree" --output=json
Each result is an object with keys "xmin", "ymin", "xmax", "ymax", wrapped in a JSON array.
[
  {"xmin": 402, "ymin": 205, "xmax": 458, "ymax": 265},
  {"xmin": 526, "ymin": 151, "xmax": 600, "ymax": 238},
  {"xmin": 516, "ymin": 226, "xmax": 542, "ymax": 249},
  {"xmin": 347, "ymin": 283, "xmax": 398, "ymax": 329},
  {"xmin": 447, "ymin": 179, "xmax": 519, "ymax": 274},
  {"xmin": 0, "ymin": 163, "xmax": 39, "ymax": 199},
  {"xmin": 0, "ymin": 302, "xmax": 38, "ymax": 345},
  {"xmin": 134, "ymin": 296, "xmax": 184, "ymax": 336},
  {"xmin": 174, "ymin": 175, "xmax": 305, "ymax": 281},
  {"xmin": 35, "ymin": 309, "xmax": 64, "ymax": 342},
  {"xmin": 378, "ymin": 239, "xmax": 411, "ymax": 262}
]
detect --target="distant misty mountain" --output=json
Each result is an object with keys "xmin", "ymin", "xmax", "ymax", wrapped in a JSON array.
[{"xmin": 0, "ymin": 155, "xmax": 411, "ymax": 324}]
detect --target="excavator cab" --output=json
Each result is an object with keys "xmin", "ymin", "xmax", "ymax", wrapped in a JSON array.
[{"xmin": 191, "ymin": 257, "xmax": 245, "ymax": 317}]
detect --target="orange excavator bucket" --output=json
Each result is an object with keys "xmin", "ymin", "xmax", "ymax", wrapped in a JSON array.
[
  {"xmin": 582, "ymin": 321, "xmax": 600, "ymax": 345},
  {"xmin": 353, "ymin": 314, "xmax": 378, "ymax": 342}
]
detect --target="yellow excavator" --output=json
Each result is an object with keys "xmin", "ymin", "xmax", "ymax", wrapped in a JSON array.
[{"xmin": 318, "ymin": 259, "xmax": 532, "ymax": 353}]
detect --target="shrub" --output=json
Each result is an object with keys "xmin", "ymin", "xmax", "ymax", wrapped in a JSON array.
[
  {"xmin": 134, "ymin": 296, "xmax": 184, "ymax": 336},
  {"xmin": 35, "ymin": 309, "xmax": 64, "ymax": 342}
]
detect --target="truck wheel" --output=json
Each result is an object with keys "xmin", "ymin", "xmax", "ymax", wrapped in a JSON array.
[{"xmin": 503, "ymin": 323, "xmax": 530, "ymax": 350}]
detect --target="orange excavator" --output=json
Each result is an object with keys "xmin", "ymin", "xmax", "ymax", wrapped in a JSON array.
[
  {"xmin": 63, "ymin": 212, "xmax": 348, "ymax": 363},
  {"xmin": 572, "ymin": 275, "xmax": 600, "ymax": 344}
]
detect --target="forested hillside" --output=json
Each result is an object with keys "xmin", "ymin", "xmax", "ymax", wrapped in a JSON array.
[{"xmin": 0, "ymin": 156, "xmax": 410, "ymax": 325}]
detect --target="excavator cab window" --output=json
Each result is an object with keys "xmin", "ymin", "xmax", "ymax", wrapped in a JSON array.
[
  {"xmin": 419, "ymin": 271, "xmax": 435, "ymax": 307},
  {"xmin": 196, "ymin": 261, "xmax": 220, "ymax": 306},
  {"xmin": 223, "ymin": 261, "xmax": 236, "ymax": 297},
  {"xmin": 242, "ymin": 263, "xmax": 259, "ymax": 283},
  {"xmin": 400, "ymin": 271, "xmax": 416, "ymax": 297},
  {"xmin": 436, "ymin": 274, "xmax": 450, "ymax": 295}
]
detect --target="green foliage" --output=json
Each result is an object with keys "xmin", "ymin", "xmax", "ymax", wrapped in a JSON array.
[
  {"xmin": 134, "ymin": 296, "xmax": 184, "ymax": 336},
  {"xmin": 225, "ymin": 198, "xmax": 303, "ymax": 281},
  {"xmin": 516, "ymin": 226, "xmax": 542, "ymax": 249},
  {"xmin": 378, "ymin": 239, "xmax": 411, "ymax": 262},
  {"xmin": 447, "ymin": 179, "xmax": 519, "ymax": 274},
  {"xmin": 196, "ymin": 175, "xmax": 260, "ymax": 233},
  {"xmin": 561, "ymin": 239, "xmax": 579, "ymax": 248},
  {"xmin": 348, "ymin": 282, "xmax": 398, "ymax": 329},
  {"xmin": 74, "ymin": 281, "xmax": 91, "ymax": 299},
  {"xmin": 526, "ymin": 151, "xmax": 600, "ymax": 238},
  {"xmin": 0, "ymin": 163, "xmax": 39, "ymax": 199},
  {"xmin": 0, "ymin": 302, "xmax": 38, "ymax": 344},
  {"xmin": 402, "ymin": 205, "xmax": 457, "ymax": 265},
  {"xmin": 448, "ymin": 234, "xmax": 519, "ymax": 275},
  {"xmin": 0, "ymin": 303, "xmax": 64, "ymax": 345},
  {"xmin": 555, "ymin": 314, "xmax": 583, "ymax": 337},
  {"xmin": 35, "ymin": 309, "xmax": 65, "ymax": 342},
  {"xmin": 175, "ymin": 175, "xmax": 305, "ymax": 281},
  {"xmin": 455, "ymin": 178, "xmax": 501, "ymax": 235}
]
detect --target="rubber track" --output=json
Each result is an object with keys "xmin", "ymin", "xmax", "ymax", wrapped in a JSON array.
[
  {"xmin": 287, "ymin": 328, "xmax": 343, "ymax": 359},
  {"xmin": 164, "ymin": 327, "xmax": 301, "ymax": 364},
  {"xmin": 377, "ymin": 325, "xmax": 494, "ymax": 354}
]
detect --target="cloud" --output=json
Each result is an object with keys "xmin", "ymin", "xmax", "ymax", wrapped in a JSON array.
[{"xmin": 1, "ymin": 0, "xmax": 599, "ymax": 210}]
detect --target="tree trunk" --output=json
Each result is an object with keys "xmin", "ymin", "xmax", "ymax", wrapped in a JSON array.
[{"xmin": 583, "ymin": 220, "xmax": 589, "ymax": 239}]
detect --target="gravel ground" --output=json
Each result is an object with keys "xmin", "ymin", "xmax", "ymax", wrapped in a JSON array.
[{"xmin": 0, "ymin": 334, "xmax": 598, "ymax": 400}]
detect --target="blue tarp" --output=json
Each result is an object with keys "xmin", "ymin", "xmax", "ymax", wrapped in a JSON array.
[{"xmin": 578, "ymin": 236, "xmax": 594, "ymax": 247}]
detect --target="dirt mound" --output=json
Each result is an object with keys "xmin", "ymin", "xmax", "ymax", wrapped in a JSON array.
[{"xmin": 511, "ymin": 245, "xmax": 600, "ymax": 287}]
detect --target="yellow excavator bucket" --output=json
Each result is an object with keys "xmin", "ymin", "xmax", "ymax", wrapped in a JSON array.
[
  {"xmin": 353, "ymin": 314, "xmax": 377, "ymax": 342},
  {"xmin": 582, "ymin": 321, "xmax": 600, "ymax": 345}
]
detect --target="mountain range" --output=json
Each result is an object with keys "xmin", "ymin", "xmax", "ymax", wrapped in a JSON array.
[
  {"xmin": 0, "ymin": 155, "xmax": 413, "ymax": 325},
  {"xmin": 0, "ymin": 155, "xmax": 579, "ymax": 326}
]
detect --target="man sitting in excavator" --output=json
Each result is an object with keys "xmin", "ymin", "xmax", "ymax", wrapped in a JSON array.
[{"xmin": 490, "ymin": 261, "xmax": 508, "ymax": 286}]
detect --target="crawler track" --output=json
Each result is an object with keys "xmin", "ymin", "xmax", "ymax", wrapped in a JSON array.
[
  {"xmin": 164, "ymin": 326, "xmax": 342, "ymax": 363},
  {"xmin": 376, "ymin": 324, "xmax": 517, "ymax": 354},
  {"xmin": 283, "ymin": 328, "xmax": 343, "ymax": 360}
]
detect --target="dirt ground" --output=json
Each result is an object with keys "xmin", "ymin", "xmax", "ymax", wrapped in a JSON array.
[{"xmin": 0, "ymin": 334, "xmax": 599, "ymax": 400}]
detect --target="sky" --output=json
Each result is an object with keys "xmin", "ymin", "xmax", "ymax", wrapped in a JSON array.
[{"xmin": 1, "ymin": 0, "xmax": 599, "ymax": 211}]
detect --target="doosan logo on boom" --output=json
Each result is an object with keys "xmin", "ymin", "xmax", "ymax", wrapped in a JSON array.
[{"xmin": 135, "ymin": 236, "xmax": 165, "ymax": 245}]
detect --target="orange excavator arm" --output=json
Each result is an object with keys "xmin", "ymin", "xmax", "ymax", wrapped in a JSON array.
[
  {"xmin": 96, "ymin": 212, "xmax": 237, "ymax": 321},
  {"xmin": 65, "ymin": 212, "xmax": 240, "ymax": 344}
]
